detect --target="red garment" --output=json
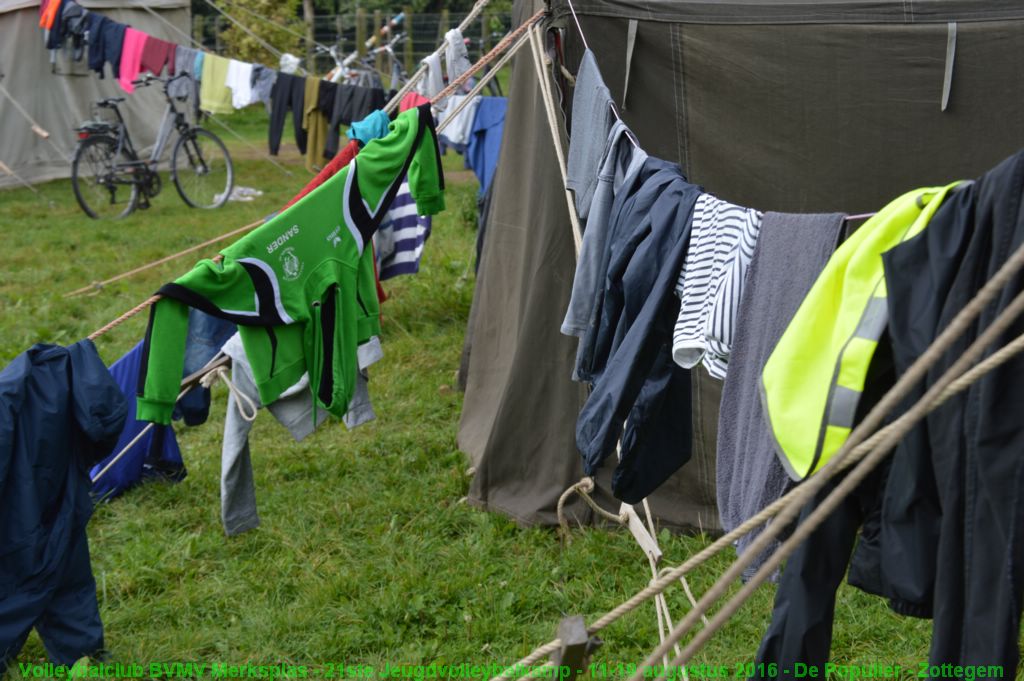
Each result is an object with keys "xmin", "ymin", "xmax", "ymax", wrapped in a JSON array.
[
  {"xmin": 399, "ymin": 92, "xmax": 430, "ymax": 112},
  {"xmin": 140, "ymin": 36, "xmax": 176, "ymax": 77}
]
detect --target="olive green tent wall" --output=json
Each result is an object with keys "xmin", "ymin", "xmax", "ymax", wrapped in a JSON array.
[{"xmin": 458, "ymin": 0, "xmax": 1024, "ymax": 529}]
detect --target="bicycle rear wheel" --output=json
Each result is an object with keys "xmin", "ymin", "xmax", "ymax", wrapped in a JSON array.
[
  {"xmin": 71, "ymin": 136, "xmax": 139, "ymax": 219},
  {"xmin": 172, "ymin": 128, "xmax": 234, "ymax": 209}
]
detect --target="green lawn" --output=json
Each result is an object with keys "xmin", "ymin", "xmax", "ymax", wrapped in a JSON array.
[{"xmin": 0, "ymin": 112, "xmax": 942, "ymax": 680}]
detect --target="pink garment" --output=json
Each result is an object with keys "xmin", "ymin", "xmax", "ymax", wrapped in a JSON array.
[
  {"xmin": 118, "ymin": 28, "xmax": 148, "ymax": 93},
  {"xmin": 399, "ymin": 92, "xmax": 430, "ymax": 112}
]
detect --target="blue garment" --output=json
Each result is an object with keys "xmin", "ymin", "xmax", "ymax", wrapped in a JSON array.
[
  {"xmin": 174, "ymin": 309, "xmax": 236, "ymax": 426},
  {"xmin": 575, "ymin": 157, "xmax": 702, "ymax": 503},
  {"xmin": 374, "ymin": 179, "xmax": 432, "ymax": 280},
  {"xmin": 347, "ymin": 109, "xmax": 391, "ymax": 147},
  {"xmin": 466, "ymin": 97, "xmax": 506, "ymax": 196},
  {"xmin": 90, "ymin": 341, "xmax": 186, "ymax": 501},
  {"xmin": 1, "ymin": 340, "xmax": 126, "ymax": 674},
  {"xmin": 194, "ymin": 51, "xmax": 205, "ymax": 83}
]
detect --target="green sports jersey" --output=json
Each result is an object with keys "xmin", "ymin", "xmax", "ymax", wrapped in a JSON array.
[{"xmin": 137, "ymin": 104, "xmax": 445, "ymax": 424}]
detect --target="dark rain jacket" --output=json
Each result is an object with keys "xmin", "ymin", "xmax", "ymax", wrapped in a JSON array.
[
  {"xmin": 0, "ymin": 340, "xmax": 127, "ymax": 674},
  {"xmin": 575, "ymin": 157, "xmax": 702, "ymax": 502},
  {"xmin": 754, "ymin": 150, "xmax": 1024, "ymax": 680},
  {"xmin": 884, "ymin": 149, "xmax": 1024, "ymax": 675}
]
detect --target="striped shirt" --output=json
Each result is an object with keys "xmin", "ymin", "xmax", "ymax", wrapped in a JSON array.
[
  {"xmin": 372, "ymin": 179, "xmax": 432, "ymax": 280},
  {"xmin": 673, "ymin": 194, "xmax": 763, "ymax": 380}
]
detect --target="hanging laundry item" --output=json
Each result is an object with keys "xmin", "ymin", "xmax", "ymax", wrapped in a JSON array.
[
  {"xmin": 218, "ymin": 331, "xmax": 379, "ymax": 536},
  {"xmin": 400, "ymin": 92, "xmax": 430, "ymax": 112},
  {"xmin": 193, "ymin": 50, "xmax": 204, "ymax": 85},
  {"xmin": 576, "ymin": 157, "xmax": 702, "ymax": 503},
  {"xmin": 279, "ymin": 52, "xmax": 301, "ymax": 74},
  {"xmin": 438, "ymin": 94, "xmax": 480, "ymax": 148},
  {"xmin": 762, "ymin": 182, "xmax": 960, "ymax": 481},
  {"xmin": 267, "ymin": 72, "xmax": 307, "ymax": 155},
  {"xmin": 672, "ymin": 194, "xmax": 763, "ymax": 380},
  {"xmin": 167, "ymin": 46, "xmax": 197, "ymax": 100},
  {"xmin": 139, "ymin": 35, "xmax": 175, "ymax": 78},
  {"xmin": 302, "ymin": 76, "xmax": 328, "ymax": 173},
  {"xmin": 348, "ymin": 109, "xmax": 391, "ymax": 147},
  {"xmin": 0, "ymin": 340, "xmax": 126, "ymax": 676},
  {"xmin": 444, "ymin": 29, "xmax": 472, "ymax": 84},
  {"xmin": 136, "ymin": 104, "xmax": 445, "ymax": 425},
  {"xmin": 225, "ymin": 59, "xmax": 254, "ymax": 110},
  {"xmin": 325, "ymin": 84, "xmax": 387, "ymax": 158},
  {"xmin": 117, "ymin": 26, "xmax": 147, "ymax": 93},
  {"xmin": 374, "ymin": 180, "xmax": 432, "ymax": 280},
  {"xmin": 881, "ymin": 153, "xmax": 1024, "ymax": 674},
  {"xmin": 86, "ymin": 15, "xmax": 124, "ymax": 79},
  {"xmin": 90, "ymin": 340, "xmax": 186, "ymax": 501},
  {"xmin": 562, "ymin": 119, "xmax": 647, "ymax": 382},
  {"xmin": 416, "ymin": 52, "xmax": 444, "ymax": 99},
  {"xmin": 173, "ymin": 308, "xmax": 237, "ymax": 426},
  {"xmin": 199, "ymin": 53, "xmax": 234, "ymax": 115},
  {"xmin": 250, "ymin": 64, "xmax": 277, "ymax": 110},
  {"xmin": 716, "ymin": 211, "xmax": 844, "ymax": 575},
  {"xmin": 465, "ymin": 97, "xmax": 506, "ymax": 197},
  {"xmin": 565, "ymin": 50, "xmax": 616, "ymax": 216}
]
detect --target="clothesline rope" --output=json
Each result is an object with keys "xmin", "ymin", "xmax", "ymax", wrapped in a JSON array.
[
  {"xmin": 431, "ymin": 9, "xmax": 547, "ymax": 107},
  {"xmin": 66, "ymin": 219, "xmax": 263, "ymax": 298},
  {"xmin": 490, "ymin": 231, "xmax": 1024, "ymax": 681},
  {"xmin": 435, "ymin": 30, "xmax": 531, "ymax": 136}
]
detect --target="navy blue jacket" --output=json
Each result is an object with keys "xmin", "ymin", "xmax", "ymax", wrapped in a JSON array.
[
  {"xmin": 0, "ymin": 340, "xmax": 126, "ymax": 673},
  {"xmin": 576, "ymin": 157, "xmax": 702, "ymax": 502}
]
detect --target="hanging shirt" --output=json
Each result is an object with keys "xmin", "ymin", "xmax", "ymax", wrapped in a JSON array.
[
  {"xmin": 438, "ymin": 94, "xmax": 481, "ymax": 147},
  {"xmin": 167, "ymin": 46, "xmax": 197, "ymax": 99},
  {"xmin": 348, "ymin": 109, "xmax": 391, "ymax": 147},
  {"xmin": 671, "ymin": 194, "xmax": 762, "ymax": 380},
  {"xmin": 565, "ymin": 50, "xmax": 616, "ymax": 218},
  {"xmin": 199, "ymin": 53, "xmax": 234, "ymax": 115},
  {"xmin": 251, "ymin": 65, "xmax": 277, "ymax": 109},
  {"xmin": 444, "ymin": 28, "xmax": 472, "ymax": 84},
  {"xmin": 139, "ymin": 35, "xmax": 176, "ymax": 78},
  {"xmin": 417, "ymin": 52, "xmax": 444, "ymax": 100},
  {"xmin": 225, "ymin": 59, "xmax": 254, "ymax": 109},
  {"xmin": 374, "ymin": 180, "xmax": 432, "ymax": 280},
  {"xmin": 136, "ymin": 105, "xmax": 445, "ymax": 425},
  {"xmin": 117, "ymin": 27, "xmax": 147, "ymax": 93},
  {"xmin": 466, "ymin": 97, "xmax": 506, "ymax": 197}
]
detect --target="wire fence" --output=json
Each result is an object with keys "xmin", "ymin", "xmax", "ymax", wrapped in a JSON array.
[{"xmin": 193, "ymin": 11, "xmax": 513, "ymax": 78}]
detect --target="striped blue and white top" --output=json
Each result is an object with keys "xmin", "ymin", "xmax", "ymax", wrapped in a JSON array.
[
  {"xmin": 372, "ymin": 179, "xmax": 432, "ymax": 281},
  {"xmin": 673, "ymin": 193, "xmax": 763, "ymax": 380}
]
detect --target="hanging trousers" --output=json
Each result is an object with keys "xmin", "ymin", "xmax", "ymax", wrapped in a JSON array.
[{"xmin": 268, "ymin": 73, "xmax": 307, "ymax": 156}]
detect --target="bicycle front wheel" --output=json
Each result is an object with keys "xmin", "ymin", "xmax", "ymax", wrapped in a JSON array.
[
  {"xmin": 71, "ymin": 135, "xmax": 139, "ymax": 219},
  {"xmin": 172, "ymin": 128, "xmax": 234, "ymax": 209}
]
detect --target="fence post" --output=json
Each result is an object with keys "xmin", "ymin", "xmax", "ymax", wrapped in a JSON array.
[
  {"xmin": 373, "ymin": 9, "xmax": 383, "ymax": 72},
  {"xmin": 403, "ymin": 6, "xmax": 414, "ymax": 73},
  {"xmin": 550, "ymin": 616, "xmax": 602, "ymax": 681},
  {"xmin": 356, "ymin": 7, "xmax": 367, "ymax": 56},
  {"xmin": 193, "ymin": 14, "xmax": 205, "ymax": 50},
  {"xmin": 335, "ymin": 14, "xmax": 344, "ymax": 54},
  {"xmin": 214, "ymin": 16, "xmax": 224, "ymax": 55},
  {"xmin": 438, "ymin": 8, "xmax": 449, "ymax": 43}
]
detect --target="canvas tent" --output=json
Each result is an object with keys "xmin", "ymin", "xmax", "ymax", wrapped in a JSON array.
[
  {"xmin": 459, "ymin": 0, "xmax": 1024, "ymax": 529},
  {"xmin": 0, "ymin": 0, "xmax": 191, "ymax": 189}
]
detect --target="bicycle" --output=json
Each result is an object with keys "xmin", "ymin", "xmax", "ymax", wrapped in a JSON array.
[{"xmin": 71, "ymin": 73, "xmax": 234, "ymax": 219}]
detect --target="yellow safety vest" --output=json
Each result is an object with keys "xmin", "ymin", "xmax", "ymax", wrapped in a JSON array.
[{"xmin": 762, "ymin": 183, "xmax": 962, "ymax": 480}]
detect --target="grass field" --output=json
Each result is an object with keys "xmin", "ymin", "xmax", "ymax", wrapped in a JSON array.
[{"xmin": 0, "ymin": 109, "xmax": 944, "ymax": 680}]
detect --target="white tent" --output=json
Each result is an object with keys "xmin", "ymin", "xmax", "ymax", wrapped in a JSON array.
[{"xmin": 0, "ymin": 0, "xmax": 191, "ymax": 188}]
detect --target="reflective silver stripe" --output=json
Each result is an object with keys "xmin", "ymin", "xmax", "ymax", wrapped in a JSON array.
[
  {"xmin": 827, "ymin": 385, "xmax": 861, "ymax": 430},
  {"xmin": 853, "ymin": 296, "xmax": 888, "ymax": 341}
]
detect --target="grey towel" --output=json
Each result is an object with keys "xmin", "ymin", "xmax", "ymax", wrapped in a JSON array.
[
  {"xmin": 565, "ymin": 50, "xmax": 615, "ymax": 219},
  {"xmin": 716, "ymin": 211, "xmax": 844, "ymax": 575}
]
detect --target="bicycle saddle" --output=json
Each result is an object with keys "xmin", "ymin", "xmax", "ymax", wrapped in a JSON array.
[{"xmin": 98, "ymin": 97, "xmax": 125, "ymax": 107}]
